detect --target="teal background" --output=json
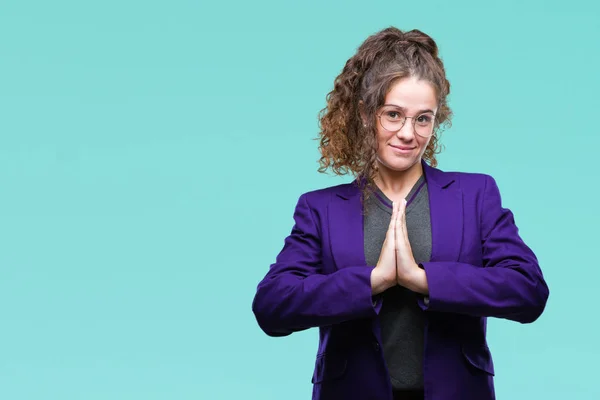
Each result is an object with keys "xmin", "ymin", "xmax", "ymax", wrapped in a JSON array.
[{"xmin": 0, "ymin": 0, "xmax": 598, "ymax": 399}]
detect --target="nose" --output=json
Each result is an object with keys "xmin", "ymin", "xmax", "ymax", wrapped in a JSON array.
[{"xmin": 395, "ymin": 118, "xmax": 415, "ymax": 141}]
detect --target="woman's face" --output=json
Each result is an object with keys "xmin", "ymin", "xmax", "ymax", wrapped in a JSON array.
[{"xmin": 373, "ymin": 76, "xmax": 438, "ymax": 173}]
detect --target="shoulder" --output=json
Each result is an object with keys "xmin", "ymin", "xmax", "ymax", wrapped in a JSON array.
[
  {"xmin": 429, "ymin": 164, "xmax": 497, "ymax": 193},
  {"xmin": 431, "ymin": 166, "xmax": 507, "ymax": 217},
  {"xmin": 432, "ymin": 167, "xmax": 507, "ymax": 225},
  {"xmin": 296, "ymin": 181, "xmax": 357, "ymax": 208},
  {"xmin": 428, "ymin": 163, "xmax": 506, "ymax": 209},
  {"xmin": 300, "ymin": 182, "xmax": 358, "ymax": 203},
  {"xmin": 457, "ymin": 171, "xmax": 495, "ymax": 191}
]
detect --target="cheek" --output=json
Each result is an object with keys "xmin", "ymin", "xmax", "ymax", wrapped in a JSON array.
[
  {"xmin": 419, "ymin": 137, "xmax": 432, "ymax": 148},
  {"xmin": 376, "ymin": 129, "xmax": 393, "ymax": 144}
]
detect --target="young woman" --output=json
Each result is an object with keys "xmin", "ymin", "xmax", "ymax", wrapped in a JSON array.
[{"xmin": 251, "ymin": 27, "xmax": 549, "ymax": 400}]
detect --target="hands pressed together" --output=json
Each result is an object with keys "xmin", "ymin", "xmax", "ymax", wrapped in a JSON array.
[{"xmin": 370, "ymin": 199, "xmax": 429, "ymax": 296}]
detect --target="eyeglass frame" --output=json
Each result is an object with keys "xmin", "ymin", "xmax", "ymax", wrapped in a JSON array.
[{"xmin": 375, "ymin": 106, "xmax": 438, "ymax": 138}]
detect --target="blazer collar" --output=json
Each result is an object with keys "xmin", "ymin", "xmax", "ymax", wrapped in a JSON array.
[
  {"xmin": 329, "ymin": 158, "xmax": 463, "ymax": 271},
  {"xmin": 336, "ymin": 158, "xmax": 456, "ymax": 200}
]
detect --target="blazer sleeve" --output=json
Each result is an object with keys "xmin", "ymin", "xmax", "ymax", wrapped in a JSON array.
[
  {"xmin": 252, "ymin": 193, "xmax": 381, "ymax": 337},
  {"xmin": 418, "ymin": 175, "xmax": 549, "ymax": 323}
]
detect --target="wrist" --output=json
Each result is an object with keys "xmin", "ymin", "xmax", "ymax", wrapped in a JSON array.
[
  {"xmin": 398, "ymin": 264, "xmax": 429, "ymax": 295},
  {"xmin": 371, "ymin": 268, "xmax": 395, "ymax": 295}
]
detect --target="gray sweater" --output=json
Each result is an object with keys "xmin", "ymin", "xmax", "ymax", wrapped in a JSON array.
[{"xmin": 363, "ymin": 174, "xmax": 431, "ymax": 390}]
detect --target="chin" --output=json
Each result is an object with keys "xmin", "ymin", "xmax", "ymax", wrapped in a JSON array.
[{"xmin": 378, "ymin": 156, "xmax": 418, "ymax": 172}]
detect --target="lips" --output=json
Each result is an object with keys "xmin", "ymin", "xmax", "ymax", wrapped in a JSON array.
[{"xmin": 389, "ymin": 144, "xmax": 416, "ymax": 151}]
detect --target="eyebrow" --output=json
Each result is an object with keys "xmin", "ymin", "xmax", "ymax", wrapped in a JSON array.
[{"xmin": 382, "ymin": 104, "xmax": 436, "ymax": 114}]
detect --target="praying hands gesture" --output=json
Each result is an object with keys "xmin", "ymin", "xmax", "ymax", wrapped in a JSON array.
[{"xmin": 370, "ymin": 199, "xmax": 429, "ymax": 296}]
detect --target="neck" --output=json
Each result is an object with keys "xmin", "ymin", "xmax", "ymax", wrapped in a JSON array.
[{"xmin": 374, "ymin": 160, "xmax": 424, "ymax": 201}]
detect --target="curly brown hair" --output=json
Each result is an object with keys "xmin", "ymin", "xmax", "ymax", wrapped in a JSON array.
[{"xmin": 316, "ymin": 27, "xmax": 453, "ymax": 196}]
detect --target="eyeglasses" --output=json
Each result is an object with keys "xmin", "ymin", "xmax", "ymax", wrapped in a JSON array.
[{"xmin": 376, "ymin": 106, "xmax": 437, "ymax": 138}]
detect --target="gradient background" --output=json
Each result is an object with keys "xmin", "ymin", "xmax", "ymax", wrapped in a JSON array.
[{"xmin": 0, "ymin": 0, "xmax": 598, "ymax": 399}]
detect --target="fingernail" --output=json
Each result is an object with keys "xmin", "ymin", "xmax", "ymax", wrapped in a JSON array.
[{"xmin": 403, "ymin": 199, "xmax": 407, "ymax": 205}]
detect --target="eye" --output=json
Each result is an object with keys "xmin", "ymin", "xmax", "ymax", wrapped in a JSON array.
[
  {"xmin": 385, "ymin": 111, "xmax": 403, "ymax": 120},
  {"xmin": 416, "ymin": 114, "xmax": 433, "ymax": 126}
]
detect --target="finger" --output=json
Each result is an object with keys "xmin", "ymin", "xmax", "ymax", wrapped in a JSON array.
[
  {"xmin": 401, "ymin": 200, "xmax": 414, "ymax": 253},
  {"xmin": 402, "ymin": 200, "xmax": 407, "ymax": 233},
  {"xmin": 386, "ymin": 200, "xmax": 398, "ymax": 239},
  {"xmin": 401, "ymin": 199, "xmax": 408, "ymax": 234},
  {"xmin": 396, "ymin": 199, "xmax": 405, "ymax": 229},
  {"xmin": 395, "ymin": 200, "xmax": 404, "ymax": 250},
  {"xmin": 391, "ymin": 200, "xmax": 400, "ymax": 227}
]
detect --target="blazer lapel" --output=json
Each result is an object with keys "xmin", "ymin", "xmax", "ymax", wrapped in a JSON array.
[
  {"xmin": 328, "ymin": 182, "xmax": 367, "ymax": 269},
  {"xmin": 422, "ymin": 160, "xmax": 464, "ymax": 262},
  {"xmin": 327, "ymin": 160, "xmax": 465, "ymax": 270}
]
